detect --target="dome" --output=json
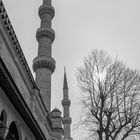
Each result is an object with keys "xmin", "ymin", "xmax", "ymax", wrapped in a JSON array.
[
  {"xmin": 52, "ymin": 108, "xmax": 61, "ymax": 113},
  {"xmin": 50, "ymin": 108, "xmax": 62, "ymax": 118}
]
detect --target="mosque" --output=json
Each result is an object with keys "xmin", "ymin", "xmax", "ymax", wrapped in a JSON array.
[{"xmin": 0, "ymin": 0, "xmax": 73, "ymax": 140}]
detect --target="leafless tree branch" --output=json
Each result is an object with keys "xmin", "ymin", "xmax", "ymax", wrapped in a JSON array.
[{"xmin": 77, "ymin": 49, "xmax": 140, "ymax": 140}]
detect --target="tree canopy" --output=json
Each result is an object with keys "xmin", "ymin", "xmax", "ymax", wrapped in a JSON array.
[{"xmin": 77, "ymin": 50, "xmax": 140, "ymax": 140}]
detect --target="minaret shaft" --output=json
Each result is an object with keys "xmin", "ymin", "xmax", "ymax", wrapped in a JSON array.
[
  {"xmin": 33, "ymin": 0, "xmax": 55, "ymax": 112},
  {"xmin": 64, "ymin": 124, "xmax": 71, "ymax": 138},
  {"xmin": 41, "ymin": 16, "xmax": 51, "ymax": 27},
  {"xmin": 64, "ymin": 106, "xmax": 70, "ymax": 117},
  {"xmin": 43, "ymin": 0, "xmax": 51, "ymax": 5},
  {"xmin": 38, "ymin": 38, "xmax": 52, "ymax": 56}
]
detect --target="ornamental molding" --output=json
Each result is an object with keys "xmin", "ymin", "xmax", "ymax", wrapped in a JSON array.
[
  {"xmin": 33, "ymin": 56, "xmax": 56, "ymax": 73},
  {"xmin": 52, "ymin": 127, "xmax": 63, "ymax": 133},
  {"xmin": 62, "ymin": 117, "xmax": 72, "ymax": 124},
  {"xmin": 61, "ymin": 99, "xmax": 71, "ymax": 106},
  {"xmin": 0, "ymin": 1, "xmax": 37, "ymax": 89},
  {"xmin": 50, "ymin": 115, "xmax": 62, "ymax": 119},
  {"xmin": 39, "ymin": 4, "xmax": 55, "ymax": 19},
  {"xmin": 36, "ymin": 27, "xmax": 55, "ymax": 43}
]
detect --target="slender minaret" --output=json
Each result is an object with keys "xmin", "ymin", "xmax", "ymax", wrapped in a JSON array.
[
  {"xmin": 33, "ymin": 0, "xmax": 55, "ymax": 112},
  {"xmin": 62, "ymin": 68, "xmax": 73, "ymax": 140}
]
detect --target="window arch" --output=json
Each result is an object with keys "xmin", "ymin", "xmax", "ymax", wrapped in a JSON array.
[
  {"xmin": 0, "ymin": 109, "xmax": 7, "ymax": 139},
  {"xmin": 6, "ymin": 121, "xmax": 22, "ymax": 140},
  {"xmin": 0, "ymin": 109, "xmax": 7, "ymax": 127}
]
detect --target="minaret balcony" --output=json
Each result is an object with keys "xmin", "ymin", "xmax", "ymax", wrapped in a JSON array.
[
  {"xmin": 62, "ymin": 117, "xmax": 72, "ymax": 124},
  {"xmin": 39, "ymin": 4, "xmax": 55, "ymax": 19},
  {"xmin": 33, "ymin": 56, "xmax": 55, "ymax": 73},
  {"xmin": 36, "ymin": 27, "xmax": 55, "ymax": 43},
  {"xmin": 61, "ymin": 99, "xmax": 71, "ymax": 106}
]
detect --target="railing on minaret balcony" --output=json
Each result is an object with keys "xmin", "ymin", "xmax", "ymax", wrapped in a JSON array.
[{"xmin": 33, "ymin": 0, "xmax": 55, "ymax": 112}]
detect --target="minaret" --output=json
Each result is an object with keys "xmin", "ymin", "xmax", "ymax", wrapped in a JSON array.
[
  {"xmin": 33, "ymin": 0, "xmax": 55, "ymax": 112},
  {"xmin": 62, "ymin": 68, "xmax": 73, "ymax": 140}
]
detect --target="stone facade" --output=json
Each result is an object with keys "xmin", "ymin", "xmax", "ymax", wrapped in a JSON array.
[{"xmin": 0, "ymin": 0, "xmax": 72, "ymax": 140}]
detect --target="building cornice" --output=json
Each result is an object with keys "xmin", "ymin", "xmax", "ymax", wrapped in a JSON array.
[{"xmin": 0, "ymin": 1, "xmax": 37, "ymax": 89}]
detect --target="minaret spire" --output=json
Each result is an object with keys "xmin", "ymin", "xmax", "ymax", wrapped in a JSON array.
[
  {"xmin": 33, "ymin": 0, "xmax": 55, "ymax": 112},
  {"xmin": 63, "ymin": 67, "xmax": 68, "ymax": 89},
  {"xmin": 62, "ymin": 68, "xmax": 73, "ymax": 140}
]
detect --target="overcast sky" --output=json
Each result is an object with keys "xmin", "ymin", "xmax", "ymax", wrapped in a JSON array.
[{"xmin": 3, "ymin": 0, "xmax": 140, "ymax": 140}]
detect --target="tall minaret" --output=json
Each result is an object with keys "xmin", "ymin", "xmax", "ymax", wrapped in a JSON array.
[
  {"xmin": 62, "ymin": 68, "xmax": 73, "ymax": 140},
  {"xmin": 33, "ymin": 0, "xmax": 55, "ymax": 112}
]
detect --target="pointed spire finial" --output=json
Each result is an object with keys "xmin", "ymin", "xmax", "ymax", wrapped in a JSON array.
[
  {"xmin": 64, "ymin": 66, "xmax": 66, "ymax": 73},
  {"xmin": 63, "ymin": 67, "xmax": 68, "ymax": 89}
]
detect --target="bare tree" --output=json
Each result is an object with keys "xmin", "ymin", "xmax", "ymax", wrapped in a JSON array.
[{"xmin": 77, "ymin": 50, "xmax": 140, "ymax": 140}]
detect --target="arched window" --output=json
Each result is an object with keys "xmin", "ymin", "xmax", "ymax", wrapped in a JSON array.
[
  {"xmin": 0, "ymin": 109, "xmax": 7, "ymax": 139},
  {"xmin": 0, "ymin": 109, "xmax": 7, "ymax": 127},
  {"xmin": 6, "ymin": 122, "xmax": 19, "ymax": 140}
]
